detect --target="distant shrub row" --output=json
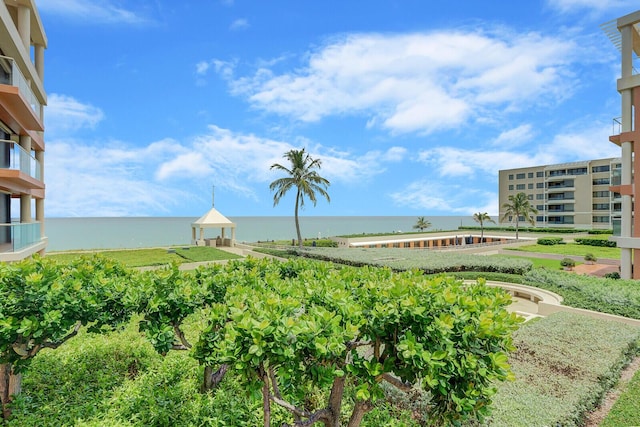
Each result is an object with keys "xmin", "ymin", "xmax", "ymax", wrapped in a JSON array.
[
  {"xmin": 294, "ymin": 247, "xmax": 533, "ymax": 275},
  {"xmin": 458, "ymin": 226, "xmax": 591, "ymax": 234},
  {"xmin": 537, "ymin": 237, "xmax": 564, "ymax": 245},
  {"xmin": 574, "ymin": 237, "xmax": 617, "ymax": 247},
  {"xmin": 522, "ymin": 268, "xmax": 640, "ymax": 319}
]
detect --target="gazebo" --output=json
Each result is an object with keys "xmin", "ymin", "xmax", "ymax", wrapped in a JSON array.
[{"xmin": 191, "ymin": 207, "xmax": 236, "ymax": 247}]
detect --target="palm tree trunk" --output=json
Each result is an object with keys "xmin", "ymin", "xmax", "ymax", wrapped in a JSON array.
[
  {"xmin": 515, "ymin": 219, "xmax": 519, "ymax": 240},
  {"xmin": 295, "ymin": 189, "xmax": 303, "ymax": 249}
]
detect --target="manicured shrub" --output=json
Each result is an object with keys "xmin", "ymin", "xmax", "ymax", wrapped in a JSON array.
[
  {"xmin": 488, "ymin": 312, "xmax": 640, "ymax": 427},
  {"xmin": 537, "ymin": 237, "xmax": 563, "ymax": 245},
  {"xmin": 560, "ymin": 258, "xmax": 576, "ymax": 268},
  {"xmin": 522, "ymin": 268, "xmax": 640, "ymax": 319},
  {"xmin": 295, "ymin": 247, "xmax": 533, "ymax": 275},
  {"xmin": 605, "ymin": 272, "xmax": 621, "ymax": 279},
  {"xmin": 574, "ymin": 237, "xmax": 617, "ymax": 247},
  {"xmin": 584, "ymin": 253, "xmax": 597, "ymax": 263}
]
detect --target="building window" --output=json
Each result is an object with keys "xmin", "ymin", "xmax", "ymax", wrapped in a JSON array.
[
  {"xmin": 536, "ymin": 216, "xmax": 544, "ymax": 222},
  {"xmin": 592, "ymin": 165, "xmax": 610, "ymax": 173},
  {"xmin": 592, "ymin": 203, "xmax": 610, "ymax": 210},
  {"xmin": 508, "ymin": 184, "xmax": 514, "ymax": 190},
  {"xmin": 536, "ymin": 205, "xmax": 545, "ymax": 211},
  {"xmin": 593, "ymin": 178, "xmax": 610, "ymax": 185},
  {"xmin": 528, "ymin": 172, "xmax": 534, "ymax": 178},
  {"xmin": 536, "ymin": 193, "xmax": 544, "ymax": 200},
  {"xmin": 549, "ymin": 169, "xmax": 566, "ymax": 177},
  {"xmin": 528, "ymin": 183, "xmax": 533, "ymax": 189},
  {"xmin": 593, "ymin": 216, "xmax": 610, "ymax": 223},
  {"xmin": 537, "ymin": 182, "xmax": 544, "ymax": 188},
  {"xmin": 516, "ymin": 184, "xmax": 525, "ymax": 190},
  {"xmin": 593, "ymin": 191, "xmax": 609, "ymax": 198},
  {"xmin": 516, "ymin": 173, "xmax": 526, "ymax": 179},
  {"xmin": 567, "ymin": 167, "xmax": 587, "ymax": 175},
  {"xmin": 527, "ymin": 194, "xmax": 533, "ymax": 200},
  {"xmin": 508, "ymin": 174, "xmax": 514, "ymax": 180},
  {"xmin": 536, "ymin": 171, "xmax": 544, "ymax": 177}
]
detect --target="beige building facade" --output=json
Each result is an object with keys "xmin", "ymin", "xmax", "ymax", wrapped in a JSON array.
[
  {"xmin": 0, "ymin": 0, "xmax": 47, "ymax": 261},
  {"xmin": 603, "ymin": 10, "xmax": 640, "ymax": 279},
  {"xmin": 498, "ymin": 158, "xmax": 621, "ymax": 230}
]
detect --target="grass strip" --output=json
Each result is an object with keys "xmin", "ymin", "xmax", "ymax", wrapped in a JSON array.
[{"xmin": 601, "ymin": 366, "xmax": 640, "ymax": 426}]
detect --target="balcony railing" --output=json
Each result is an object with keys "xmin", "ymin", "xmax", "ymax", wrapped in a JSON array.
[
  {"xmin": 0, "ymin": 55, "xmax": 42, "ymax": 121},
  {"xmin": 0, "ymin": 222, "xmax": 42, "ymax": 252},
  {"xmin": 0, "ymin": 140, "xmax": 41, "ymax": 180}
]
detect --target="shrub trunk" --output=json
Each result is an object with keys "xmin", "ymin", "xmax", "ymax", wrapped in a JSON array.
[{"xmin": 0, "ymin": 363, "xmax": 21, "ymax": 419}]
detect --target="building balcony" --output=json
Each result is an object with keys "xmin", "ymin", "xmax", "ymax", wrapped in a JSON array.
[
  {"xmin": 0, "ymin": 222, "xmax": 47, "ymax": 261},
  {"xmin": 0, "ymin": 55, "xmax": 43, "ymax": 132},
  {"xmin": 0, "ymin": 139, "xmax": 43, "ymax": 192}
]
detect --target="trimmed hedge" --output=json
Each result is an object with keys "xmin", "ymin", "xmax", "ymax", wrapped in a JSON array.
[
  {"xmin": 574, "ymin": 237, "xmax": 617, "ymax": 247},
  {"xmin": 537, "ymin": 237, "xmax": 563, "ymax": 245},
  {"xmin": 458, "ymin": 226, "xmax": 589, "ymax": 234},
  {"xmin": 488, "ymin": 312, "xmax": 640, "ymax": 427},
  {"xmin": 522, "ymin": 268, "xmax": 640, "ymax": 319},
  {"xmin": 294, "ymin": 247, "xmax": 533, "ymax": 275}
]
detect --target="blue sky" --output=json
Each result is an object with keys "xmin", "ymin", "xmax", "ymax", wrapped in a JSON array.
[{"xmin": 37, "ymin": 0, "xmax": 635, "ymax": 217}]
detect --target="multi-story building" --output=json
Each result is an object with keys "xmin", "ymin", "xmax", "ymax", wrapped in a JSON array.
[
  {"xmin": 0, "ymin": 0, "xmax": 47, "ymax": 261},
  {"xmin": 602, "ymin": 10, "xmax": 640, "ymax": 279},
  {"xmin": 498, "ymin": 158, "xmax": 621, "ymax": 230}
]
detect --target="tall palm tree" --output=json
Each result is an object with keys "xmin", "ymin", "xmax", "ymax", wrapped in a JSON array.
[
  {"xmin": 270, "ymin": 148, "xmax": 330, "ymax": 249},
  {"xmin": 501, "ymin": 192, "xmax": 538, "ymax": 240},
  {"xmin": 413, "ymin": 216, "xmax": 431, "ymax": 232},
  {"xmin": 473, "ymin": 212, "xmax": 496, "ymax": 242}
]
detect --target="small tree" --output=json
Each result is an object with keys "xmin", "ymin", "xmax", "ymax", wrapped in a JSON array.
[
  {"xmin": 413, "ymin": 216, "xmax": 431, "ymax": 232},
  {"xmin": 560, "ymin": 258, "xmax": 576, "ymax": 270},
  {"xmin": 501, "ymin": 192, "xmax": 538, "ymax": 240},
  {"xmin": 473, "ymin": 212, "xmax": 496, "ymax": 242},
  {"xmin": 193, "ymin": 258, "xmax": 522, "ymax": 426},
  {"xmin": 584, "ymin": 253, "xmax": 597, "ymax": 265},
  {"xmin": 270, "ymin": 148, "xmax": 331, "ymax": 249}
]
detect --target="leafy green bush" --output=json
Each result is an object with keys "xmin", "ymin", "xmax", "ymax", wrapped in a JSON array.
[
  {"xmin": 574, "ymin": 237, "xmax": 617, "ymax": 247},
  {"xmin": 295, "ymin": 247, "xmax": 533, "ymax": 275},
  {"xmin": 588, "ymin": 229, "xmax": 614, "ymax": 235},
  {"xmin": 522, "ymin": 268, "xmax": 640, "ymax": 319},
  {"xmin": 488, "ymin": 312, "xmax": 640, "ymax": 427},
  {"xmin": 537, "ymin": 237, "xmax": 563, "ymax": 245},
  {"xmin": 7, "ymin": 324, "xmax": 161, "ymax": 427},
  {"xmin": 584, "ymin": 253, "xmax": 597, "ymax": 263},
  {"xmin": 560, "ymin": 258, "xmax": 576, "ymax": 268},
  {"xmin": 605, "ymin": 272, "xmax": 621, "ymax": 279}
]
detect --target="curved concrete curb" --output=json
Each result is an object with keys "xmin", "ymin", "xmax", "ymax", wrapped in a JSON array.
[{"xmin": 465, "ymin": 280, "xmax": 640, "ymax": 327}]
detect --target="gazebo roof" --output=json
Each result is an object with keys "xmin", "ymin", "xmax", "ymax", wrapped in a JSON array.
[{"xmin": 191, "ymin": 207, "xmax": 235, "ymax": 228}]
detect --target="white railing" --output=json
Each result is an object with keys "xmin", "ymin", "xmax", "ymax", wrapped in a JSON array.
[
  {"xmin": 0, "ymin": 222, "xmax": 42, "ymax": 252},
  {"xmin": 0, "ymin": 139, "xmax": 41, "ymax": 180},
  {"xmin": 0, "ymin": 55, "xmax": 42, "ymax": 121}
]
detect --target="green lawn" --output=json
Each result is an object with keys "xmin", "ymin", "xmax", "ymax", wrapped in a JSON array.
[
  {"xmin": 46, "ymin": 246, "xmax": 241, "ymax": 268},
  {"xmin": 494, "ymin": 255, "xmax": 569, "ymax": 270},
  {"xmin": 504, "ymin": 243, "xmax": 620, "ymax": 259},
  {"xmin": 601, "ymin": 366, "xmax": 640, "ymax": 426}
]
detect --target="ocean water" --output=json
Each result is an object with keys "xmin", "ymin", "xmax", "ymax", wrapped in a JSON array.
[{"xmin": 44, "ymin": 216, "xmax": 483, "ymax": 252}]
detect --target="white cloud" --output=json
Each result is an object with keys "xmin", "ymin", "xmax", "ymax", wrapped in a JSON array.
[
  {"xmin": 230, "ymin": 18, "xmax": 249, "ymax": 31},
  {"xmin": 389, "ymin": 181, "xmax": 498, "ymax": 215},
  {"xmin": 155, "ymin": 126, "xmax": 406, "ymax": 191},
  {"xmin": 221, "ymin": 29, "xmax": 579, "ymax": 135},
  {"xmin": 45, "ymin": 138, "xmax": 188, "ymax": 217},
  {"xmin": 37, "ymin": 0, "xmax": 147, "ymax": 24},
  {"xmin": 417, "ymin": 147, "xmax": 556, "ymax": 179},
  {"xmin": 45, "ymin": 94, "xmax": 105, "ymax": 137},
  {"xmin": 493, "ymin": 124, "xmax": 535, "ymax": 147},
  {"xmin": 547, "ymin": 0, "xmax": 637, "ymax": 14}
]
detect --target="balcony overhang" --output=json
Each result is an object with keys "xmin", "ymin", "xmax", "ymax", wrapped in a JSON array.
[
  {"xmin": 0, "ymin": 237, "xmax": 48, "ymax": 262},
  {"xmin": 0, "ymin": 170, "xmax": 44, "ymax": 194},
  {"xmin": 0, "ymin": 84, "xmax": 44, "ymax": 133},
  {"xmin": 609, "ymin": 130, "xmax": 639, "ymax": 147},
  {"xmin": 610, "ymin": 184, "xmax": 634, "ymax": 196}
]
